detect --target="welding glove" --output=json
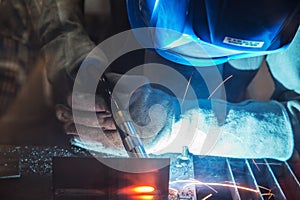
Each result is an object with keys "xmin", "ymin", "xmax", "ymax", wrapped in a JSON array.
[
  {"xmin": 149, "ymin": 98, "xmax": 295, "ymax": 161},
  {"xmin": 263, "ymin": 82, "xmax": 300, "ymax": 160}
]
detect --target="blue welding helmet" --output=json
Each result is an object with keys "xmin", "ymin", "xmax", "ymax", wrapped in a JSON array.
[{"xmin": 126, "ymin": 0, "xmax": 300, "ymax": 66}]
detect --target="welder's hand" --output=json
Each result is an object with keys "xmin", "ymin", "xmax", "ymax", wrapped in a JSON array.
[
  {"xmin": 106, "ymin": 72, "xmax": 177, "ymax": 150},
  {"xmin": 55, "ymin": 91, "xmax": 124, "ymax": 148},
  {"xmin": 55, "ymin": 73, "xmax": 176, "ymax": 155}
]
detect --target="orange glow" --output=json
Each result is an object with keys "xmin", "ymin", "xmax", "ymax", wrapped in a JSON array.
[
  {"xmin": 258, "ymin": 185, "xmax": 272, "ymax": 192},
  {"xmin": 119, "ymin": 185, "xmax": 156, "ymax": 196},
  {"xmin": 133, "ymin": 186, "xmax": 155, "ymax": 193},
  {"xmin": 131, "ymin": 195, "xmax": 155, "ymax": 200},
  {"xmin": 262, "ymin": 192, "xmax": 275, "ymax": 200}
]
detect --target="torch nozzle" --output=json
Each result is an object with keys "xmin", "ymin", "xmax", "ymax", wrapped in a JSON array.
[
  {"xmin": 113, "ymin": 110, "xmax": 149, "ymax": 158},
  {"xmin": 101, "ymin": 75, "xmax": 148, "ymax": 158}
]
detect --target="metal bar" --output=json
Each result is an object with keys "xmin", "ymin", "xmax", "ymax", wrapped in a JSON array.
[
  {"xmin": 268, "ymin": 161, "xmax": 300, "ymax": 199},
  {"xmin": 54, "ymin": 188, "xmax": 106, "ymax": 197},
  {"xmin": 264, "ymin": 159, "xmax": 287, "ymax": 199},
  {"xmin": 226, "ymin": 158, "xmax": 241, "ymax": 200},
  {"xmin": 193, "ymin": 156, "xmax": 233, "ymax": 198},
  {"xmin": 284, "ymin": 161, "xmax": 300, "ymax": 187},
  {"xmin": 245, "ymin": 159, "xmax": 264, "ymax": 200}
]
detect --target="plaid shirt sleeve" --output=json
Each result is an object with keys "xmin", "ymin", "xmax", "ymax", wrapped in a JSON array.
[{"xmin": 0, "ymin": 0, "xmax": 41, "ymax": 116}]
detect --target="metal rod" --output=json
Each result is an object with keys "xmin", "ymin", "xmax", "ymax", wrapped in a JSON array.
[
  {"xmin": 245, "ymin": 159, "xmax": 264, "ymax": 200},
  {"xmin": 226, "ymin": 158, "xmax": 241, "ymax": 200},
  {"xmin": 264, "ymin": 159, "xmax": 287, "ymax": 199},
  {"xmin": 284, "ymin": 161, "xmax": 300, "ymax": 188}
]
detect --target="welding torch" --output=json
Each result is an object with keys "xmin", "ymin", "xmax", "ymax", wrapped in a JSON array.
[{"xmin": 100, "ymin": 75, "xmax": 149, "ymax": 158}]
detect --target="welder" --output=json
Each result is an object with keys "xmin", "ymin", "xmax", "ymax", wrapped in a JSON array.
[{"xmin": 16, "ymin": 0, "xmax": 300, "ymax": 161}]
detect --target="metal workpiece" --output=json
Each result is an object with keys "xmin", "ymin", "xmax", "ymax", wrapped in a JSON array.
[
  {"xmin": 0, "ymin": 145, "xmax": 92, "ymax": 176},
  {"xmin": 1, "ymin": 145, "xmax": 300, "ymax": 199},
  {"xmin": 0, "ymin": 155, "xmax": 20, "ymax": 179}
]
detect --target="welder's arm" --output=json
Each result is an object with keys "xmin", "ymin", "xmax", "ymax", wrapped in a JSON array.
[
  {"xmin": 38, "ymin": 0, "xmax": 96, "ymax": 103},
  {"xmin": 35, "ymin": 0, "xmax": 120, "ymax": 142},
  {"xmin": 266, "ymin": 26, "xmax": 300, "ymax": 156},
  {"xmin": 266, "ymin": 26, "xmax": 300, "ymax": 152},
  {"xmin": 266, "ymin": 26, "xmax": 300, "ymax": 94},
  {"xmin": 150, "ymin": 98, "xmax": 296, "ymax": 162}
]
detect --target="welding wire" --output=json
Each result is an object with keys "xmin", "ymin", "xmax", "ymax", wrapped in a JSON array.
[{"xmin": 108, "ymin": 89, "xmax": 120, "ymax": 111}]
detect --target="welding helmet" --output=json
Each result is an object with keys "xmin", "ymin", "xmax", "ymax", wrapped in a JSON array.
[{"xmin": 126, "ymin": 0, "xmax": 300, "ymax": 66}]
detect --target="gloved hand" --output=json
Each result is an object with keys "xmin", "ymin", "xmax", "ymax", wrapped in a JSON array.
[
  {"xmin": 154, "ymin": 98, "xmax": 295, "ymax": 161},
  {"xmin": 56, "ymin": 72, "xmax": 176, "ymax": 156}
]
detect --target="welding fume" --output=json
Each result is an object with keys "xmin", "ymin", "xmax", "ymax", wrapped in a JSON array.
[{"xmin": 41, "ymin": 0, "xmax": 300, "ymax": 161}]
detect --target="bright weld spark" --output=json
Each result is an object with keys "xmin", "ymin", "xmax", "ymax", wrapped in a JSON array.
[
  {"xmin": 181, "ymin": 71, "xmax": 194, "ymax": 106},
  {"xmin": 262, "ymin": 192, "xmax": 275, "ymax": 200},
  {"xmin": 170, "ymin": 179, "xmax": 217, "ymax": 193},
  {"xmin": 208, "ymin": 74, "xmax": 233, "ymax": 99},
  {"xmin": 258, "ymin": 185, "xmax": 272, "ymax": 192},
  {"xmin": 170, "ymin": 179, "xmax": 274, "ymax": 199},
  {"xmin": 200, "ymin": 183, "xmax": 218, "ymax": 193},
  {"xmin": 202, "ymin": 193, "xmax": 213, "ymax": 200},
  {"xmin": 170, "ymin": 179, "xmax": 259, "ymax": 193},
  {"xmin": 224, "ymin": 181, "xmax": 234, "ymax": 184},
  {"xmin": 186, "ymin": 182, "xmax": 258, "ymax": 193},
  {"xmin": 252, "ymin": 159, "xmax": 261, "ymax": 171}
]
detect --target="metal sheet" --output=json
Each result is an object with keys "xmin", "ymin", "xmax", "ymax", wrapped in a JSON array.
[{"xmin": 52, "ymin": 157, "xmax": 170, "ymax": 200}]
